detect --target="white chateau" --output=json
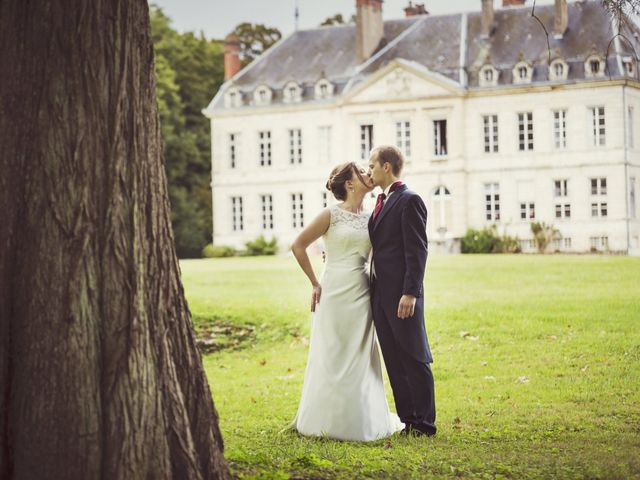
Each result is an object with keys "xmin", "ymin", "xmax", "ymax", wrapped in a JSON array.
[{"xmin": 203, "ymin": 0, "xmax": 640, "ymax": 255}]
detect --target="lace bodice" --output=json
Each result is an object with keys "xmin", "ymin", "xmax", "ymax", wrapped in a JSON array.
[{"xmin": 323, "ymin": 205, "xmax": 371, "ymax": 269}]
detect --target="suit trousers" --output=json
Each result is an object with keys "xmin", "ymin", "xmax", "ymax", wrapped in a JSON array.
[{"xmin": 371, "ymin": 281, "xmax": 436, "ymax": 434}]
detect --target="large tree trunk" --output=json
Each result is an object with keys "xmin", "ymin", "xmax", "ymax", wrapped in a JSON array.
[{"xmin": 0, "ymin": 1, "xmax": 229, "ymax": 478}]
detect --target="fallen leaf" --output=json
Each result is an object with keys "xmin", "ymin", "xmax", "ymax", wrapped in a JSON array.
[
  {"xmin": 581, "ymin": 365, "xmax": 589, "ymax": 372},
  {"xmin": 259, "ymin": 359, "xmax": 267, "ymax": 366},
  {"xmin": 515, "ymin": 375, "xmax": 530, "ymax": 384}
]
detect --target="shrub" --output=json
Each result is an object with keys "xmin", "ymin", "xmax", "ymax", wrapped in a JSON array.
[
  {"xmin": 461, "ymin": 226, "xmax": 521, "ymax": 254},
  {"xmin": 244, "ymin": 235, "xmax": 278, "ymax": 256},
  {"xmin": 531, "ymin": 222, "xmax": 560, "ymax": 254},
  {"xmin": 202, "ymin": 243, "xmax": 236, "ymax": 258}
]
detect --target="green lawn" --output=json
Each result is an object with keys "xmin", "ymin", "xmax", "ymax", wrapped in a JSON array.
[{"xmin": 180, "ymin": 255, "xmax": 640, "ymax": 479}]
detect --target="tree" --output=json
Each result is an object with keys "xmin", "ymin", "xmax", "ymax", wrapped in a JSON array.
[
  {"xmin": 230, "ymin": 22, "xmax": 282, "ymax": 65},
  {"xmin": 0, "ymin": 0, "xmax": 229, "ymax": 478},
  {"xmin": 320, "ymin": 13, "xmax": 355, "ymax": 26},
  {"xmin": 151, "ymin": 6, "xmax": 224, "ymax": 258}
]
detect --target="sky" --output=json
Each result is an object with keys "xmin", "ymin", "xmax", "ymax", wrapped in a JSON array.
[{"xmin": 150, "ymin": 0, "xmax": 556, "ymax": 40}]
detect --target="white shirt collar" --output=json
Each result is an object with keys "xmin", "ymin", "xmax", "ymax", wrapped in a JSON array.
[{"xmin": 383, "ymin": 181, "xmax": 401, "ymax": 197}]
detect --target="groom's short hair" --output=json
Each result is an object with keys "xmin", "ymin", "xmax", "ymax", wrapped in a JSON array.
[{"xmin": 373, "ymin": 145, "xmax": 404, "ymax": 176}]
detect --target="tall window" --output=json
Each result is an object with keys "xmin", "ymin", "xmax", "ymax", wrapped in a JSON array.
[
  {"xmin": 631, "ymin": 177, "xmax": 637, "ymax": 219},
  {"xmin": 590, "ymin": 177, "xmax": 607, "ymax": 196},
  {"xmin": 554, "ymin": 179, "xmax": 568, "ymax": 197},
  {"xmin": 590, "ymin": 236, "xmax": 608, "ymax": 250},
  {"xmin": 555, "ymin": 203, "xmax": 571, "ymax": 219},
  {"xmin": 360, "ymin": 125, "xmax": 374, "ymax": 160},
  {"xmin": 484, "ymin": 183, "xmax": 500, "ymax": 221},
  {"xmin": 483, "ymin": 115, "xmax": 499, "ymax": 153},
  {"xmin": 261, "ymin": 195, "xmax": 273, "ymax": 230},
  {"xmin": 433, "ymin": 120, "xmax": 447, "ymax": 156},
  {"xmin": 396, "ymin": 121, "xmax": 411, "ymax": 158},
  {"xmin": 289, "ymin": 128, "xmax": 302, "ymax": 164},
  {"xmin": 322, "ymin": 191, "xmax": 328, "ymax": 209},
  {"xmin": 520, "ymin": 202, "xmax": 535, "ymax": 220},
  {"xmin": 432, "ymin": 186, "xmax": 452, "ymax": 232},
  {"xmin": 628, "ymin": 106, "xmax": 635, "ymax": 149},
  {"xmin": 291, "ymin": 193, "xmax": 304, "ymax": 228},
  {"xmin": 591, "ymin": 177, "xmax": 607, "ymax": 218},
  {"xmin": 553, "ymin": 110, "xmax": 567, "ymax": 149},
  {"xmin": 591, "ymin": 106, "xmax": 606, "ymax": 146},
  {"xmin": 518, "ymin": 112, "xmax": 534, "ymax": 151},
  {"xmin": 231, "ymin": 196, "xmax": 243, "ymax": 231},
  {"xmin": 259, "ymin": 131, "xmax": 271, "ymax": 166},
  {"xmin": 318, "ymin": 126, "xmax": 331, "ymax": 164},
  {"xmin": 229, "ymin": 133, "xmax": 240, "ymax": 168}
]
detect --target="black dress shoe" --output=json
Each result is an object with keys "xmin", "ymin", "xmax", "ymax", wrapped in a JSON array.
[{"xmin": 401, "ymin": 424, "xmax": 436, "ymax": 437}]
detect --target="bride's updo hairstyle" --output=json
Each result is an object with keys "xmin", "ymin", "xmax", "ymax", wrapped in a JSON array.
[{"xmin": 325, "ymin": 162, "xmax": 368, "ymax": 201}]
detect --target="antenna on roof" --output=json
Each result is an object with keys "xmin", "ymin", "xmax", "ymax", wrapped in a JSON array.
[{"xmin": 294, "ymin": 0, "xmax": 300, "ymax": 31}]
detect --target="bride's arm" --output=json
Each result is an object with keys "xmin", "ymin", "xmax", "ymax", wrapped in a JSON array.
[{"xmin": 291, "ymin": 208, "xmax": 331, "ymax": 312}]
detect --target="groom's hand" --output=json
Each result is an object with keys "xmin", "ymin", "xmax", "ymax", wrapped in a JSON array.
[{"xmin": 397, "ymin": 295, "xmax": 416, "ymax": 319}]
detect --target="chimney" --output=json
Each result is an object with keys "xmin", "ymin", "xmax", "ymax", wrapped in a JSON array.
[
  {"xmin": 554, "ymin": 0, "xmax": 568, "ymax": 39},
  {"xmin": 404, "ymin": 1, "xmax": 428, "ymax": 17},
  {"xmin": 502, "ymin": 0, "xmax": 525, "ymax": 6},
  {"xmin": 224, "ymin": 34, "xmax": 241, "ymax": 80},
  {"xmin": 356, "ymin": 0, "xmax": 384, "ymax": 63},
  {"xmin": 481, "ymin": 0, "xmax": 495, "ymax": 38}
]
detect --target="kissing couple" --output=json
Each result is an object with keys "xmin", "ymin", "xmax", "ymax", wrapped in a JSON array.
[{"xmin": 290, "ymin": 145, "xmax": 436, "ymax": 441}]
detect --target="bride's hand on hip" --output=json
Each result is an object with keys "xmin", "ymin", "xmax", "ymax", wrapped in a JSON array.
[{"xmin": 311, "ymin": 284, "xmax": 322, "ymax": 312}]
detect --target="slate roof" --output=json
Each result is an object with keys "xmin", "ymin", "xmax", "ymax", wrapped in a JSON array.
[{"xmin": 207, "ymin": 1, "xmax": 640, "ymax": 112}]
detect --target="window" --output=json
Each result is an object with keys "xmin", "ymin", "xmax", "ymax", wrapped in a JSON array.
[
  {"xmin": 518, "ymin": 112, "xmax": 534, "ymax": 151},
  {"xmin": 590, "ymin": 60, "xmax": 600, "ymax": 75},
  {"xmin": 259, "ymin": 131, "xmax": 272, "ymax": 166},
  {"xmin": 484, "ymin": 68, "xmax": 493, "ymax": 82},
  {"xmin": 231, "ymin": 196, "xmax": 243, "ymax": 231},
  {"xmin": 629, "ymin": 106, "xmax": 635, "ymax": 149},
  {"xmin": 520, "ymin": 202, "xmax": 535, "ymax": 220},
  {"xmin": 555, "ymin": 203, "xmax": 571, "ymax": 219},
  {"xmin": 591, "ymin": 202, "xmax": 608, "ymax": 218},
  {"xmin": 518, "ymin": 66, "xmax": 528, "ymax": 79},
  {"xmin": 631, "ymin": 177, "xmax": 637, "ymax": 219},
  {"xmin": 553, "ymin": 110, "xmax": 567, "ymax": 149},
  {"xmin": 519, "ymin": 239, "xmax": 536, "ymax": 251},
  {"xmin": 291, "ymin": 193, "xmax": 304, "ymax": 228},
  {"xmin": 554, "ymin": 179, "xmax": 568, "ymax": 197},
  {"xmin": 320, "ymin": 84, "xmax": 328, "ymax": 96},
  {"xmin": 564, "ymin": 238, "xmax": 572, "ymax": 248},
  {"xmin": 484, "ymin": 183, "xmax": 500, "ymax": 221},
  {"xmin": 591, "ymin": 106, "xmax": 606, "ymax": 146},
  {"xmin": 315, "ymin": 80, "xmax": 334, "ymax": 99},
  {"xmin": 590, "ymin": 236, "xmax": 609, "ymax": 250},
  {"xmin": 479, "ymin": 65, "xmax": 498, "ymax": 86},
  {"xmin": 590, "ymin": 177, "xmax": 607, "ymax": 196},
  {"xmin": 259, "ymin": 89, "xmax": 267, "ymax": 102},
  {"xmin": 433, "ymin": 120, "xmax": 447, "ymax": 156},
  {"xmin": 360, "ymin": 125, "xmax": 374, "ymax": 160},
  {"xmin": 229, "ymin": 133, "xmax": 240, "ymax": 168},
  {"xmin": 322, "ymin": 191, "xmax": 328, "ymax": 209},
  {"xmin": 554, "ymin": 62, "xmax": 564, "ymax": 77},
  {"xmin": 432, "ymin": 186, "xmax": 452, "ymax": 232},
  {"xmin": 289, "ymin": 129, "xmax": 302, "ymax": 164},
  {"xmin": 318, "ymin": 126, "xmax": 331, "ymax": 164},
  {"xmin": 396, "ymin": 121, "xmax": 411, "ymax": 158},
  {"xmin": 624, "ymin": 58, "xmax": 635, "ymax": 75},
  {"xmin": 483, "ymin": 115, "xmax": 499, "ymax": 153},
  {"xmin": 261, "ymin": 195, "xmax": 273, "ymax": 230}
]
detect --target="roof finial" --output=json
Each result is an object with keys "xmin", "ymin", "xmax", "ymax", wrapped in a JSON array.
[{"xmin": 294, "ymin": 0, "xmax": 300, "ymax": 31}]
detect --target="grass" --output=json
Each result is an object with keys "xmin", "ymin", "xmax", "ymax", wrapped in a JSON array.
[{"xmin": 180, "ymin": 254, "xmax": 640, "ymax": 479}]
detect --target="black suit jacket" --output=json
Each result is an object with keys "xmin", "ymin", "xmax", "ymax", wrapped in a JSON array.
[{"xmin": 368, "ymin": 185, "xmax": 432, "ymax": 363}]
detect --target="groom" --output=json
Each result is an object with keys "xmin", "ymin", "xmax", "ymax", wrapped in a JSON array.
[{"xmin": 367, "ymin": 145, "xmax": 436, "ymax": 437}]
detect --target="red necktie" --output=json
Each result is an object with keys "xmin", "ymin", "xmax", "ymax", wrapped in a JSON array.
[{"xmin": 373, "ymin": 181, "xmax": 403, "ymax": 221}]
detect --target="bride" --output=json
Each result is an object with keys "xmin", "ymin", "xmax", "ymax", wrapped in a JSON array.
[{"xmin": 290, "ymin": 161, "xmax": 404, "ymax": 441}]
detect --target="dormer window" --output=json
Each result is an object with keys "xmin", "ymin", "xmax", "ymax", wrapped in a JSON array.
[
  {"xmin": 479, "ymin": 65, "xmax": 498, "ymax": 87},
  {"xmin": 512, "ymin": 61, "xmax": 532, "ymax": 84},
  {"xmin": 314, "ymin": 79, "xmax": 335, "ymax": 100},
  {"xmin": 585, "ymin": 54, "xmax": 605, "ymax": 78},
  {"xmin": 283, "ymin": 81, "xmax": 302, "ymax": 103},
  {"xmin": 224, "ymin": 87, "xmax": 242, "ymax": 108},
  {"xmin": 623, "ymin": 56, "xmax": 635, "ymax": 76},
  {"xmin": 549, "ymin": 58, "xmax": 569, "ymax": 81},
  {"xmin": 253, "ymin": 85, "xmax": 272, "ymax": 106}
]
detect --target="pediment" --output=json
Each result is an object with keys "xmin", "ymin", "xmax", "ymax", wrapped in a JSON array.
[{"xmin": 344, "ymin": 59, "xmax": 460, "ymax": 104}]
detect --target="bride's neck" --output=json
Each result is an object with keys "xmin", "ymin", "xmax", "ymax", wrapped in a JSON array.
[{"xmin": 341, "ymin": 196, "xmax": 365, "ymax": 213}]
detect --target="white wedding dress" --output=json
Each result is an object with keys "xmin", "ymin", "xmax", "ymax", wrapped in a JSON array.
[{"xmin": 292, "ymin": 205, "xmax": 404, "ymax": 441}]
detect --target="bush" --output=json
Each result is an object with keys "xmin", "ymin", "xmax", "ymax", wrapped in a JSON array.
[
  {"xmin": 244, "ymin": 235, "xmax": 278, "ymax": 256},
  {"xmin": 531, "ymin": 222, "xmax": 560, "ymax": 254},
  {"xmin": 461, "ymin": 226, "xmax": 521, "ymax": 254},
  {"xmin": 202, "ymin": 243, "xmax": 236, "ymax": 258}
]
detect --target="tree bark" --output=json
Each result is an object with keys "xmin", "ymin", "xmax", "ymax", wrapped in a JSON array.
[{"xmin": 0, "ymin": 1, "xmax": 229, "ymax": 478}]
